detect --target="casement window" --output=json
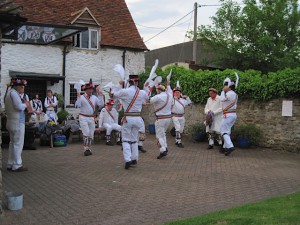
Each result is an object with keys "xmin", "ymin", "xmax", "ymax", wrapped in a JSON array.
[
  {"xmin": 69, "ymin": 84, "xmax": 77, "ymax": 105},
  {"xmin": 69, "ymin": 83, "xmax": 101, "ymax": 106},
  {"xmin": 73, "ymin": 28, "xmax": 99, "ymax": 49}
]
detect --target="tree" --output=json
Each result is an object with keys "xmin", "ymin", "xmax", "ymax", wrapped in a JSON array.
[{"xmin": 191, "ymin": 0, "xmax": 300, "ymax": 73}]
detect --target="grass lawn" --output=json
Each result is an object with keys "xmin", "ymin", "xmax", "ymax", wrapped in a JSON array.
[{"xmin": 165, "ymin": 191, "xmax": 300, "ymax": 225}]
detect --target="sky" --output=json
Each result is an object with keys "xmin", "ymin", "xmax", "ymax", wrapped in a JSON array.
[{"xmin": 125, "ymin": 0, "xmax": 245, "ymax": 50}]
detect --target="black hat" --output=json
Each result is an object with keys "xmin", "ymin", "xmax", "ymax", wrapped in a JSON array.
[
  {"xmin": 82, "ymin": 78, "xmax": 94, "ymax": 90},
  {"xmin": 129, "ymin": 75, "xmax": 139, "ymax": 81}
]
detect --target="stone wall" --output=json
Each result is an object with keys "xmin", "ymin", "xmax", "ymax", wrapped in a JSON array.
[{"xmin": 141, "ymin": 98, "xmax": 300, "ymax": 153}]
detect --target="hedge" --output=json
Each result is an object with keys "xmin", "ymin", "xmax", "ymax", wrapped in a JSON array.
[{"xmin": 138, "ymin": 67, "xmax": 300, "ymax": 104}]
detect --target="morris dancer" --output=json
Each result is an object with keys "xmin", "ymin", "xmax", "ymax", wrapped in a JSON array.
[
  {"xmin": 75, "ymin": 79, "xmax": 104, "ymax": 156},
  {"xmin": 204, "ymin": 88, "xmax": 223, "ymax": 149},
  {"xmin": 169, "ymin": 81, "xmax": 192, "ymax": 148},
  {"xmin": 220, "ymin": 75, "xmax": 239, "ymax": 156},
  {"xmin": 98, "ymin": 99, "xmax": 122, "ymax": 146},
  {"xmin": 149, "ymin": 84, "xmax": 173, "ymax": 159},
  {"xmin": 5, "ymin": 79, "xmax": 32, "ymax": 172},
  {"xmin": 44, "ymin": 89, "xmax": 58, "ymax": 124},
  {"xmin": 112, "ymin": 75, "xmax": 149, "ymax": 169}
]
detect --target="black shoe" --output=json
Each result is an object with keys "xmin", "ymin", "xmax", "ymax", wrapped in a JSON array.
[
  {"xmin": 125, "ymin": 161, "xmax": 132, "ymax": 169},
  {"xmin": 157, "ymin": 151, "xmax": 167, "ymax": 159},
  {"xmin": 117, "ymin": 141, "xmax": 122, "ymax": 146},
  {"xmin": 131, "ymin": 160, "xmax": 137, "ymax": 165},
  {"xmin": 138, "ymin": 146, "xmax": 147, "ymax": 153},
  {"xmin": 207, "ymin": 145, "xmax": 213, "ymax": 150},
  {"xmin": 7, "ymin": 168, "xmax": 12, "ymax": 171},
  {"xmin": 84, "ymin": 149, "xmax": 92, "ymax": 156},
  {"xmin": 175, "ymin": 142, "xmax": 178, "ymax": 146},
  {"xmin": 177, "ymin": 143, "xmax": 184, "ymax": 148},
  {"xmin": 219, "ymin": 147, "xmax": 226, "ymax": 154},
  {"xmin": 106, "ymin": 141, "xmax": 114, "ymax": 146},
  {"xmin": 225, "ymin": 147, "xmax": 235, "ymax": 156},
  {"xmin": 23, "ymin": 145, "xmax": 37, "ymax": 150},
  {"xmin": 12, "ymin": 166, "xmax": 28, "ymax": 172}
]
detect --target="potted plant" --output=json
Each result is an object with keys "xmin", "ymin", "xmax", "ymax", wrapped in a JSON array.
[
  {"xmin": 57, "ymin": 109, "xmax": 70, "ymax": 124},
  {"xmin": 54, "ymin": 93, "xmax": 65, "ymax": 111},
  {"xmin": 232, "ymin": 124, "xmax": 262, "ymax": 148},
  {"xmin": 187, "ymin": 122, "xmax": 207, "ymax": 142}
]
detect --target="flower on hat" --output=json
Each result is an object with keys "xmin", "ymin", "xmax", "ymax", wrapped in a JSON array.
[
  {"xmin": 82, "ymin": 83, "xmax": 93, "ymax": 90},
  {"xmin": 156, "ymin": 84, "xmax": 166, "ymax": 91},
  {"xmin": 10, "ymin": 79, "xmax": 27, "ymax": 86},
  {"xmin": 105, "ymin": 99, "xmax": 115, "ymax": 106}
]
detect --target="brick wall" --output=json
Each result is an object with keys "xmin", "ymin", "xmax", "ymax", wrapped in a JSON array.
[{"xmin": 141, "ymin": 98, "xmax": 300, "ymax": 153}]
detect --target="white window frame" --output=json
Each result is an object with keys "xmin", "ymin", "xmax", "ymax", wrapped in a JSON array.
[
  {"xmin": 73, "ymin": 28, "xmax": 99, "ymax": 49},
  {"xmin": 68, "ymin": 82, "xmax": 101, "ymax": 106}
]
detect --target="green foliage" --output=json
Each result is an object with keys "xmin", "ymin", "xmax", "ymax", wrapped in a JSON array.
[
  {"xmin": 140, "ymin": 66, "xmax": 300, "ymax": 104},
  {"xmin": 54, "ymin": 93, "xmax": 64, "ymax": 108},
  {"xmin": 186, "ymin": 122, "xmax": 207, "ymax": 142},
  {"xmin": 57, "ymin": 109, "xmax": 69, "ymax": 124},
  {"xmin": 188, "ymin": 0, "xmax": 300, "ymax": 73},
  {"xmin": 139, "ymin": 66, "xmax": 300, "ymax": 104},
  {"xmin": 232, "ymin": 124, "xmax": 262, "ymax": 146}
]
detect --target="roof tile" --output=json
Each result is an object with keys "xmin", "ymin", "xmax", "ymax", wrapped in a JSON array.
[{"xmin": 13, "ymin": 0, "xmax": 148, "ymax": 50}]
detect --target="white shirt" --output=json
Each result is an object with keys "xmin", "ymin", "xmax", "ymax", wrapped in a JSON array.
[
  {"xmin": 44, "ymin": 96, "xmax": 58, "ymax": 111},
  {"xmin": 150, "ymin": 91, "xmax": 172, "ymax": 116},
  {"xmin": 204, "ymin": 95, "xmax": 223, "ymax": 115},
  {"xmin": 114, "ymin": 86, "xmax": 149, "ymax": 113},
  {"xmin": 20, "ymin": 93, "xmax": 29, "ymax": 101},
  {"xmin": 5, "ymin": 88, "xmax": 27, "ymax": 123},
  {"xmin": 30, "ymin": 99, "xmax": 43, "ymax": 113},
  {"xmin": 75, "ymin": 94, "xmax": 104, "ymax": 115},
  {"xmin": 220, "ymin": 90, "xmax": 238, "ymax": 113},
  {"xmin": 204, "ymin": 95, "xmax": 223, "ymax": 132},
  {"xmin": 99, "ymin": 107, "xmax": 119, "ymax": 127},
  {"xmin": 171, "ymin": 97, "xmax": 190, "ymax": 115}
]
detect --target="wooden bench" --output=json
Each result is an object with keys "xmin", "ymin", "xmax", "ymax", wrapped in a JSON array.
[{"xmin": 68, "ymin": 128, "xmax": 116, "ymax": 144}]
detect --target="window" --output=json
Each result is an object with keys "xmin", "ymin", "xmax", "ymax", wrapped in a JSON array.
[
  {"xmin": 73, "ymin": 28, "xmax": 99, "ymax": 49},
  {"xmin": 69, "ymin": 84, "xmax": 78, "ymax": 105},
  {"xmin": 69, "ymin": 84, "xmax": 101, "ymax": 106}
]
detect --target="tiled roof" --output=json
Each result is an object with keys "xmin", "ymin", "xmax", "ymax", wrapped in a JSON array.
[
  {"xmin": 12, "ymin": 0, "xmax": 148, "ymax": 51},
  {"xmin": 0, "ymin": 0, "xmax": 23, "ymax": 14}
]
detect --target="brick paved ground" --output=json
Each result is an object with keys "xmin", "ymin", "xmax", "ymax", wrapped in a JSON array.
[{"xmin": 1, "ymin": 134, "xmax": 300, "ymax": 225}]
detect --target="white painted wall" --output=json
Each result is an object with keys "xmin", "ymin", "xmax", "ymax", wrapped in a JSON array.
[{"xmin": 1, "ymin": 43, "xmax": 145, "ymax": 114}]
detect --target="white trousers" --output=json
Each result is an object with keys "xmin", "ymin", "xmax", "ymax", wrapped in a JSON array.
[
  {"xmin": 172, "ymin": 116, "xmax": 185, "ymax": 133},
  {"xmin": 155, "ymin": 118, "xmax": 171, "ymax": 153},
  {"xmin": 220, "ymin": 114, "xmax": 237, "ymax": 149},
  {"xmin": 122, "ymin": 117, "xmax": 144, "ymax": 162},
  {"xmin": 7, "ymin": 120, "xmax": 25, "ymax": 170},
  {"xmin": 79, "ymin": 115, "xmax": 95, "ymax": 138},
  {"xmin": 138, "ymin": 121, "xmax": 145, "ymax": 146},
  {"xmin": 103, "ymin": 123, "xmax": 121, "ymax": 135},
  {"xmin": 79, "ymin": 116, "xmax": 95, "ymax": 151},
  {"xmin": 172, "ymin": 116, "xmax": 185, "ymax": 143}
]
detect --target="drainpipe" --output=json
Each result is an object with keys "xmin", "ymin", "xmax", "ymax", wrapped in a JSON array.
[
  {"xmin": 62, "ymin": 44, "xmax": 69, "ymax": 110},
  {"xmin": 122, "ymin": 49, "xmax": 126, "ymax": 70},
  {"xmin": 122, "ymin": 49, "xmax": 126, "ymax": 88}
]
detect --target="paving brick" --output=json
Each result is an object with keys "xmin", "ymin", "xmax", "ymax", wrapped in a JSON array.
[{"xmin": 1, "ymin": 135, "xmax": 300, "ymax": 225}]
